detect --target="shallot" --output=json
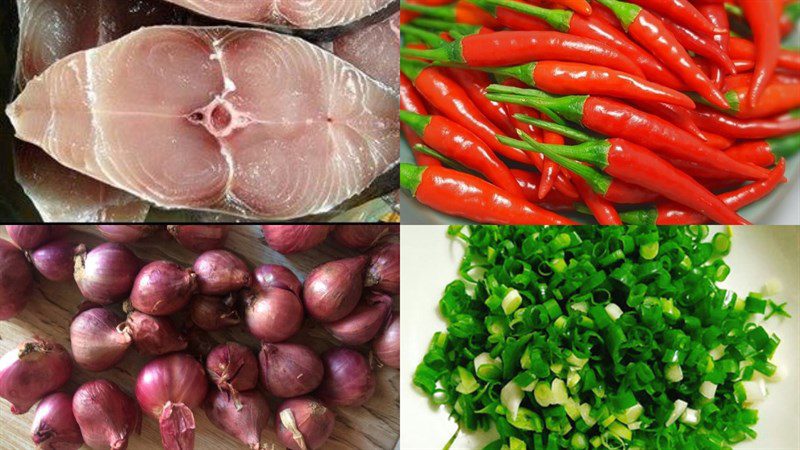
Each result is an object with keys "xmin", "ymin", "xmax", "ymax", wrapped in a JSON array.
[
  {"xmin": 275, "ymin": 397, "xmax": 335, "ymax": 450},
  {"xmin": 193, "ymin": 250, "xmax": 250, "ymax": 295},
  {"xmin": 0, "ymin": 338, "xmax": 72, "ymax": 414},
  {"xmin": 260, "ymin": 225, "xmax": 332, "ymax": 254},
  {"xmin": 203, "ymin": 389, "xmax": 270, "ymax": 450},
  {"xmin": 135, "ymin": 353, "xmax": 208, "ymax": 450},
  {"xmin": 366, "ymin": 242, "xmax": 400, "ymax": 295},
  {"xmin": 244, "ymin": 287, "xmax": 304, "ymax": 342},
  {"xmin": 373, "ymin": 312, "xmax": 400, "ymax": 369},
  {"xmin": 130, "ymin": 260, "xmax": 197, "ymax": 315},
  {"xmin": 316, "ymin": 347, "xmax": 375, "ymax": 407},
  {"xmin": 168, "ymin": 225, "xmax": 228, "ymax": 252},
  {"xmin": 259, "ymin": 343, "xmax": 324, "ymax": 398},
  {"xmin": 332, "ymin": 224, "xmax": 398, "ymax": 250},
  {"xmin": 29, "ymin": 240, "xmax": 83, "ymax": 281},
  {"xmin": 73, "ymin": 379, "xmax": 141, "ymax": 450},
  {"xmin": 253, "ymin": 264, "xmax": 302, "ymax": 296},
  {"xmin": 189, "ymin": 294, "xmax": 240, "ymax": 331},
  {"xmin": 0, "ymin": 238, "xmax": 34, "ymax": 320},
  {"xmin": 303, "ymin": 255, "xmax": 368, "ymax": 322},
  {"xmin": 74, "ymin": 243, "xmax": 141, "ymax": 304},
  {"xmin": 325, "ymin": 291, "xmax": 392, "ymax": 345},
  {"xmin": 124, "ymin": 311, "xmax": 187, "ymax": 356},
  {"xmin": 205, "ymin": 343, "xmax": 258, "ymax": 405},
  {"xmin": 96, "ymin": 225, "xmax": 159, "ymax": 243},
  {"xmin": 70, "ymin": 307, "xmax": 131, "ymax": 371},
  {"xmin": 30, "ymin": 392, "xmax": 83, "ymax": 450},
  {"xmin": 6, "ymin": 225, "xmax": 55, "ymax": 249}
]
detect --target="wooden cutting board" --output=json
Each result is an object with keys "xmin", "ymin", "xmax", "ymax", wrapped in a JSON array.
[{"xmin": 0, "ymin": 225, "xmax": 399, "ymax": 450}]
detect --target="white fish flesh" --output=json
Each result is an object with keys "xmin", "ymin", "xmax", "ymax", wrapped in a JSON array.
[
  {"xmin": 7, "ymin": 26, "xmax": 399, "ymax": 220},
  {"xmin": 14, "ymin": 0, "xmax": 185, "ymax": 221},
  {"xmin": 333, "ymin": 12, "xmax": 399, "ymax": 90},
  {"xmin": 164, "ymin": 0, "xmax": 397, "ymax": 36}
]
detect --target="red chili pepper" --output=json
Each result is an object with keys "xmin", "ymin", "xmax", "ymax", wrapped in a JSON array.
[
  {"xmin": 494, "ymin": 6, "xmax": 552, "ymax": 30},
  {"xmin": 400, "ymin": 10, "xmax": 420, "ymax": 25},
  {"xmin": 444, "ymin": 68, "xmax": 516, "ymax": 135},
  {"xmin": 400, "ymin": 110, "xmax": 525, "ymax": 196},
  {"xmin": 724, "ymin": 133, "xmax": 800, "ymax": 167},
  {"xmin": 628, "ymin": 0, "xmax": 719, "ymax": 36},
  {"xmin": 546, "ymin": 0, "xmax": 593, "ymax": 16},
  {"xmin": 590, "ymin": 2, "xmax": 623, "ymax": 28},
  {"xmin": 539, "ymin": 116, "xmax": 565, "ymax": 200},
  {"xmin": 499, "ymin": 128, "xmax": 660, "ymax": 204},
  {"xmin": 485, "ymin": 61, "xmax": 694, "ymax": 107},
  {"xmin": 510, "ymin": 169, "xmax": 577, "ymax": 210},
  {"xmin": 630, "ymin": 100, "xmax": 708, "ymax": 141},
  {"xmin": 596, "ymin": 0, "xmax": 730, "ymax": 110},
  {"xmin": 401, "ymin": 0, "xmax": 499, "ymax": 27},
  {"xmin": 502, "ymin": 80, "xmax": 580, "ymax": 199},
  {"xmin": 724, "ymin": 75, "xmax": 800, "ymax": 119},
  {"xmin": 400, "ymin": 163, "xmax": 577, "ymax": 224},
  {"xmin": 740, "ymin": 0, "xmax": 781, "ymax": 108},
  {"xmin": 401, "ymin": 30, "xmax": 644, "ymax": 76},
  {"xmin": 572, "ymin": 176, "xmax": 623, "ymax": 224},
  {"xmin": 485, "ymin": 86, "xmax": 770, "ymax": 180},
  {"xmin": 697, "ymin": 3, "xmax": 730, "ymax": 88},
  {"xmin": 401, "ymin": 73, "xmax": 441, "ymax": 167},
  {"xmin": 701, "ymin": 131, "xmax": 735, "ymax": 150},
  {"xmin": 401, "ymin": 59, "xmax": 532, "ymax": 164},
  {"xmin": 689, "ymin": 106, "xmax": 800, "ymax": 139},
  {"xmin": 619, "ymin": 159, "xmax": 786, "ymax": 225},
  {"xmin": 484, "ymin": 0, "xmax": 685, "ymax": 89},
  {"xmin": 514, "ymin": 133, "xmax": 750, "ymax": 224},
  {"xmin": 728, "ymin": 37, "xmax": 800, "ymax": 73},
  {"xmin": 654, "ymin": 13, "xmax": 735, "ymax": 75}
]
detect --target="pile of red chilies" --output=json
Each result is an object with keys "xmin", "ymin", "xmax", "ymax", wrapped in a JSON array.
[{"xmin": 399, "ymin": 0, "xmax": 800, "ymax": 224}]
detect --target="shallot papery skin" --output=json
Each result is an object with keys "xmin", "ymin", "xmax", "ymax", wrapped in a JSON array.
[
  {"xmin": 188, "ymin": 294, "xmax": 240, "ymax": 331},
  {"xmin": 74, "ymin": 243, "xmax": 142, "ymax": 305},
  {"xmin": 29, "ymin": 240, "xmax": 83, "ymax": 282},
  {"xmin": 135, "ymin": 353, "xmax": 208, "ymax": 450},
  {"xmin": 70, "ymin": 307, "xmax": 132, "ymax": 371},
  {"xmin": 193, "ymin": 250, "xmax": 250, "ymax": 295},
  {"xmin": 259, "ymin": 343, "xmax": 324, "ymax": 398},
  {"xmin": 325, "ymin": 291, "xmax": 392, "ymax": 345},
  {"xmin": 130, "ymin": 261, "xmax": 197, "ymax": 316},
  {"xmin": 0, "ymin": 238, "xmax": 34, "ymax": 320},
  {"xmin": 0, "ymin": 338, "xmax": 72, "ymax": 414},
  {"xmin": 73, "ymin": 379, "xmax": 141, "ymax": 450},
  {"xmin": 260, "ymin": 225, "xmax": 333, "ymax": 254},
  {"xmin": 373, "ymin": 312, "xmax": 399, "ymax": 369},
  {"xmin": 203, "ymin": 389, "xmax": 270, "ymax": 450},
  {"xmin": 253, "ymin": 264, "xmax": 302, "ymax": 296},
  {"xmin": 125, "ymin": 311, "xmax": 187, "ymax": 356},
  {"xmin": 244, "ymin": 287, "xmax": 304, "ymax": 342},
  {"xmin": 30, "ymin": 392, "xmax": 83, "ymax": 450},
  {"xmin": 6, "ymin": 224, "xmax": 55, "ymax": 249},
  {"xmin": 96, "ymin": 225, "xmax": 159, "ymax": 243},
  {"xmin": 275, "ymin": 397, "xmax": 335, "ymax": 450},
  {"xmin": 332, "ymin": 224, "xmax": 398, "ymax": 250},
  {"xmin": 366, "ymin": 242, "xmax": 400, "ymax": 295},
  {"xmin": 167, "ymin": 225, "xmax": 228, "ymax": 252},
  {"xmin": 302, "ymin": 255, "xmax": 368, "ymax": 322},
  {"xmin": 316, "ymin": 347, "xmax": 376, "ymax": 407},
  {"xmin": 206, "ymin": 342, "xmax": 258, "ymax": 398}
]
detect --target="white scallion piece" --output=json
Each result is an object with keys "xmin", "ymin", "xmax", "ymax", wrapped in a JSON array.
[
  {"xmin": 665, "ymin": 363, "xmax": 683, "ymax": 382},
  {"xmin": 500, "ymin": 381, "xmax": 524, "ymax": 420},
  {"xmin": 699, "ymin": 381, "xmax": 718, "ymax": 399},
  {"xmin": 665, "ymin": 399, "xmax": 688, "ymax": 427},
  {"xmin": 605, "ymin": 303, "xmax": 623, "ymax": 321},
  {"xmin": 679, "ymin": 407, "xmax": 700, "ymax": 426}
]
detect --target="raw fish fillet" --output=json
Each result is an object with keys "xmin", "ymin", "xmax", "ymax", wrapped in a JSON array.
[
  {"xmin": 13, "ymin": 0, "xmax": 185, "ymax": 221},
  {"xmin": 165, "ymin": 0, "xmax": 397, "ymax": 35},
  {"xmin": 333, "ymin": 12, "xmax": 399, "ymax": 90},
  {"xmin": 7, "ymin": 26, "xmax": 399, "ymax": 220}
]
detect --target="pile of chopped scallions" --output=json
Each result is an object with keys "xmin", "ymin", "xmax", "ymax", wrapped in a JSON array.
[{"xmin": 413, "ymin": 226, "xmax": 789, "ymax": 450}]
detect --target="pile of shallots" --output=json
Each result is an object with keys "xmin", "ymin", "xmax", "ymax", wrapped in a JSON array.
[{"xmin": 0, "ymin": 224, "xmax": 399, "ymax": 450}]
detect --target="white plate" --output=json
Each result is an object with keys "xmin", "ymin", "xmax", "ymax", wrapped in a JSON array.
[{"xmin": 400, "ymin": 226, "xmax": 800, "ymax": 449}]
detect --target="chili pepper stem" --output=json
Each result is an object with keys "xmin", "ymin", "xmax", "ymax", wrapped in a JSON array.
[
  {"xmin": 513, "ymin": 114, "xmax": 595, "ymax": 142},
  {"xmin": 400, "ymin": 163, "xmax": 426, "ymax": 196},
  {"xmin": 483, "ymin": 0, "xmax": 573, "ymax": 31}
]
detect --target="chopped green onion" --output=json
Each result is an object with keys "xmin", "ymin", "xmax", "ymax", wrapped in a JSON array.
[
  {"xmin": 699, "ymin": 381, "xmax": 718, "ymax": 399},
  {"xmin": 501, "ymin": 289, "xmax": 522, "ymax": 315},
  {"xmin": 501, "ymin": 381, "xmax": 524, "ymax": 420},
  {"xmin": 665, "ymin": 400, "xmax": 688, "ymax": 427},
  {"xmin": 679, "ymin": 408, "xmax": 701, "ymax": 426},
  {"xmin": 604, "ymin": 303, "xmax": 623, "ymax": 321}
]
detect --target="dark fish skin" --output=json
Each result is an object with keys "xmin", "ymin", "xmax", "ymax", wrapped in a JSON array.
[{"xmin": 169, "ymin": 0, "xmax": 400, "ymax": 41}]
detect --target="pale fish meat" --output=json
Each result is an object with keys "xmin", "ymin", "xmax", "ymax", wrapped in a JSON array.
[
  {"xmin": 333, "ymin": 12, "xmax": 399, "ymax": 90},
  {"xmin": 7, "ymin": 26, "xmax": 399, "ymax": 220}
]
